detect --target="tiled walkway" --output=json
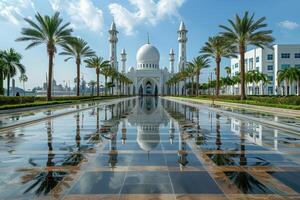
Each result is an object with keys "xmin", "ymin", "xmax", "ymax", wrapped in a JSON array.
[{"xmin": 0, "ymin": 97, "xmax": 300, "ymax": 199}]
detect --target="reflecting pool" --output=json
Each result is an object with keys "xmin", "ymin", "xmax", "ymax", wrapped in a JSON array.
[{"xmin": 0, "ymin": 97, "xmax": 300, "ymax": 199}]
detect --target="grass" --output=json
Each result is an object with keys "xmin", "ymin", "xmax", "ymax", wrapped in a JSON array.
[
  {"xmin": 0, "ymin": 96, "xmax": 128, "ymax": 110},
  {"xmin": 173, "ymin": 96, "xmax": 300, "ymax": 110}
]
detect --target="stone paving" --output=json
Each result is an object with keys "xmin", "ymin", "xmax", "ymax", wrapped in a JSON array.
[{"xmin": 0, "ymin": 97, "xmax": 300, "ymax": 199}]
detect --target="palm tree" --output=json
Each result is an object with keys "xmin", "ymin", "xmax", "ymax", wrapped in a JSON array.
[
  {"xmin": 225, "ymin": 66, "xmax": 231, "ymax": 77},
  {"xmin": 184, "ymin": 64, "xmax": 195, "ymax": 96},
  {"xmin": 88, "ymin": 80, "xmax": 96, "ymax": 96},
  {"xmin": 277, "ymin": 68, "xmax": 297, "ymax": 96},
  {"xmin": 85, "ymin": 56, "xmax": 110, "ymax": 96},
  {"xmin": 292, "ymin": 67, "xmax": 300, "ymax": 96},
  {"xmin": 16, "ymin": 12, "xmax": 73, "ymax": 100},
  {"xmin": 200, "ymin": 36, "xmax": 236, "ymax": 96},
  {"xmin": 188, "ymin": 56, "xmax": 210, "ymax": 96},
  {"xmin": 60, "ymin": 37, "xmax": 95, "ymax": 96},
  {"xmin": 1, "ymin": 49, "xmax": 25, "ymax": 96},
  {"xmin": 224, "ymin": 66, "xmax": 232, "ymax": 94},
  {"xmin": 220, "ymin": 11, "xmax": 274, "ymax": 100},
  {"xmin": 245, "ymin": 70, "xmax": 268, "ymax": 95},
  {"xmin": 0, "ymin": 50, "xmax": 5, "ymax": 95},
  {"xmin": 19, "ymin": 73, "xmax": 28, "ymax": 96},
  {"xmin": 101, "ymin": 66, "xmax": 112, "ymax": 96}
]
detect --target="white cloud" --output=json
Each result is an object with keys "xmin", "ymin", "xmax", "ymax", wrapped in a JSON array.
[
  {"xmin": 108, "ymin": 0, "xmax": 185, "ymax": 35},
  {"xmin": 48, "ymin": 0, "xmax": 61, "ymax": 11},
  {"xmin": 0, "ymin": 0, "xmax": 35, "ymax": 25},
  {"xmin": 48, "ymin": 0, "xmax": 104, "ymax": 32},
  {"xmin": 278, "ymin": 20, "xmax": 299, "ymax": 30}
]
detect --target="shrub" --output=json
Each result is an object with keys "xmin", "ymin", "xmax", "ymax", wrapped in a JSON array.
[
  {"xmin": 192, "ymin": 95, "xmax": 300, "ymax": 105},
  {"xmin": 0, "ymin": 96, "xmax": 35, "ymax": 105}
]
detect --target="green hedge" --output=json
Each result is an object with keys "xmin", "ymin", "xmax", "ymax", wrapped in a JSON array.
[
  {"xmin": 0, "ymin": 95, "xmax": 127, "ymax": 105},
  {"xmin": 192, "ymin": 95, "xmax": 300, "ymax": 105},
  {"xmin": 0, "ymin": 96, "xmax": 35, "ymax": 105}
]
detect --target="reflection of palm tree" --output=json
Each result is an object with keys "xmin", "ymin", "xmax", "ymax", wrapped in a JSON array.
[
  {"xmin": 210, "ymin": 154, "xmax": 235, "ymax": 166},
  {"xmin": 22, "ymin": 120, "xmax": 68, "ymax": 196},
  {"xmin": 87, "ymin": 108, "xmax": 102, "ymax": 144},
  {"xmin": 75, "ymin": 113, "xmax": 81, "ymax": 149},
  {"xmin": 226, "ymin": 171, "xmax": 270, "ymax": 194},
  {"xmin": 108, "ymin": 133, "xmax": 118, "ymax": 168},
  {"xmin": 215, "ymin": 114, "xmax": 222, "ymax": 150},
  {"xmin": 121, "ymin": 121, "xmax": 127, "ymax": 144},
  {"xmin": 47, "ymin": 120, "xmax": 54, "ymax": 166},
  {"xmin": 22, "ymin": 170, "xmax": 67, "ymax": 196},
  {"xmin": 239, "ymin": 121, "xmax": 247, "ymax": 166},
  {"xmin": 178, "ymin": 129, "xmax": 189, "ymax": 169},
  {"xmin": 224, "ymin": 121, "xmax": 270, "ymax": 194}
]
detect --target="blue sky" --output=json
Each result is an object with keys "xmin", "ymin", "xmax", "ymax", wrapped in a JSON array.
[{"xmin": 0, "ymin": 0, "xmax": 300, "ymax": 89}]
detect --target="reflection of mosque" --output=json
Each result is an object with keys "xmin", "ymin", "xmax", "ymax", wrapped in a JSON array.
[
  {"xmin": 128, "ymin": 97, "xmax": 168, "ymax": 152},
  {"xmin": 103, "ymin": 98, "xmax": 203, "ymax": 169}
]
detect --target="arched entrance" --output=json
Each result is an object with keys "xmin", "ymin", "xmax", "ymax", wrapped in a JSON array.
[
  {"xmin": 145, "ymin": 81, "xmax": 152, "ymax": 95},
  {"xmin": 139, "ymin": 85, "xmax": 143, "ymax": 96},
  {"xmin": 154, "ymin": 85, "xmax": 158, "ymax": 96}
]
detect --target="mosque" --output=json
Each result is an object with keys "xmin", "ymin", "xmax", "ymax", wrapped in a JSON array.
[{"xmin": 107, "ymin": 21, "xmax": 188, "ymax": 96}]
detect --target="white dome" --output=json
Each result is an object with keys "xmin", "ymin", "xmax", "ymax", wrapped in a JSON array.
[
  {"xmin": 136, "ymin": 43, "xmax": 160, "ymax": 70},
  {"xmin": 137, "ymin": 126, "xmax": 160, "ymax": 152}
]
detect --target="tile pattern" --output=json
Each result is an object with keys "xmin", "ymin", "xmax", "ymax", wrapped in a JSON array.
[{"xmin": 0, "ymin": 98, "xmax": 300, "ymax": 199}]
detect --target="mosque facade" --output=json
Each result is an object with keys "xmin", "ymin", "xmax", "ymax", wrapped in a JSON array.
[{"xmin": 108, "ymin": 21, "xmax": 188, "ymax": 95}]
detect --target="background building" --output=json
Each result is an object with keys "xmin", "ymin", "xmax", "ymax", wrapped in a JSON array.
[{"xmin": 230, "ymin": 44, "xmax": 300, "ymax": 95}]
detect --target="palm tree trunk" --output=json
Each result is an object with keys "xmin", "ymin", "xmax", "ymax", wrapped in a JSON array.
[
  {"xmin": 196, "ymin": 72, "xmax": 200, "ymax": 96},
  {"xmin": 297, "ymin": 79, "xmax": 300, "ymax": 96},
  {"xmin": 6, "ymin": 76, "xmax": 10, "ymax": 96},
  {"xmin": 216, "ymin": 57, "xmax": 221, "ymax": 96},
  {"xmin": 123, "ymin": 82, "xmax": 125, "ymax": 95},
  {"xmin": 286, "ymin": 80, "xmax": 289, "ymax": 96},
  {"xmin": 191, "ymin": 76, "xmax": 194, "ymax": 96},
  {"xmin": 23, "ymin": 82, "xmax": 25, "ymax": 96},
  {"xmin": 76, "ymin": 58, "xmax": 81, "ymax": 96},
  {"xmin": 96, "ymin": 71, "xmax": 99, "ymax": 97},
  {"xmin": 0, "ymin": 71, "xmax": 4, "ymax": 95},
  {"xmin": 47, "ymin": 49, "xmax": 54, "ymax": 101},
  {"xmin": 112, "ymin": 78, "xmax": 114, "ymax": 95},
  {"xmin": 105, "ymin": 76, "xmax": 107, "ymax": 96},
  {"xmin": 239, "ymin": 45, "xmax": 246, "ymax": 100}
]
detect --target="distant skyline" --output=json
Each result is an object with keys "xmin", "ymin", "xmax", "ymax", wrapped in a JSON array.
[{"xmin": 0, "ymin": 0, "xmax": 300, "ymax": 89}]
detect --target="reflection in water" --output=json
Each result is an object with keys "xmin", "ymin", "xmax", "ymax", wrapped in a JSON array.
[
  {"xmin": 2, "ymin": 97, "xmax": 300, "ymax": 198},
  {"xmin": 225, "ymin": 171, "xmax": 272, "ymax": 194},
  {"xmin": 130, "ymin": 97, "xmax": 164, "ymax": 153},
  {"xmin": 21, "ymin": 119, "xmax": 69, "ymax": 196}
]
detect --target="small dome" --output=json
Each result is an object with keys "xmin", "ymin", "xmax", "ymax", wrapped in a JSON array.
[
  {"xmin": 129, "ymin": 66, "xmax": 135, "ymax": 72},
  {"xmin": 136, "ymin": 43, "xmax": 160, "ymax": 70}
]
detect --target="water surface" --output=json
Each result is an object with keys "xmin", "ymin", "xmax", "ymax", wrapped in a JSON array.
[{"xmin": 0, "ymin": 97, "xmax": 300, "ymax": 199}]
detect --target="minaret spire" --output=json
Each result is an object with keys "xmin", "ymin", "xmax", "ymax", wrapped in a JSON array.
[
  {"xmin": 109, "ymin": 21, "xmax": 118, "ymax": 70},
  {"xmin": 169, "ymin": 48, "xmax": 175, "ymax": 73},
  {"xmin": 121, "ymin": 48, "xmax": 126, "ymax": 73},
  {"xmin": 147, "ymin": 32, "xmax": 150, "ymax": 44}
]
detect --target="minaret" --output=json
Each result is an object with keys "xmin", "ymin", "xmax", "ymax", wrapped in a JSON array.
[
  {"xmin": 109, "ymin": 21, "xmax": 118, "ymax": 70},
  {"xmin": 177, "ymin": 21, "xmax": 187, "ymax": 72},
  {"xmin": 121, "ymin": 48, "xmax": 126, "ymax": 73},
  {"xmin": 169, "ymin": 48, "xmax": 175, "ymax": 73}
]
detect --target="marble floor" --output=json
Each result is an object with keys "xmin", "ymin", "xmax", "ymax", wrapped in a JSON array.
[{"xmin": 0, "ymin": 97, "xmax": 300, "ymax": 199}]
